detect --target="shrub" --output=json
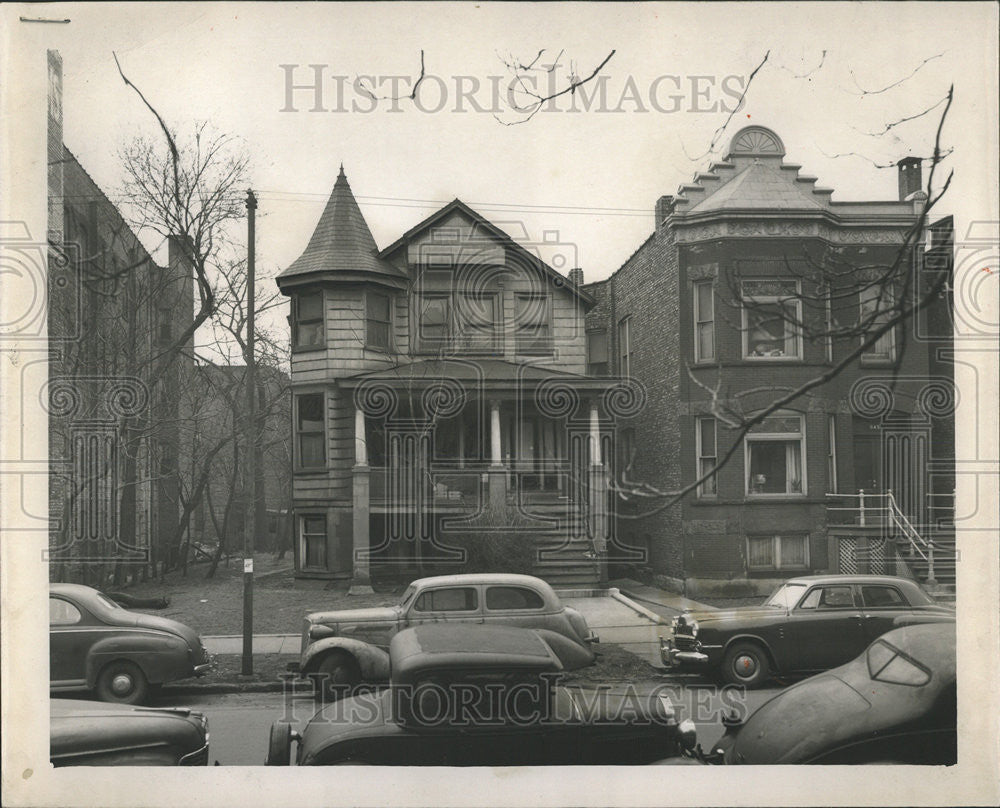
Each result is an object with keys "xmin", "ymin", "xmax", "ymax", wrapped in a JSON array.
[{"xmin": 435, "ymin": 505, "xmax": 541, "ymax": 575}]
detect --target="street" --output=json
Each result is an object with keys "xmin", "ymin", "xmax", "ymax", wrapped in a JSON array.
[{"xmin": 153, "ymin": 679, "xmax": 784, "ymax": 766}]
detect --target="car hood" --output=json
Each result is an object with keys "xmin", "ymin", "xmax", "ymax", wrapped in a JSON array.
[
  {"xmin": 724, "ymin": 673, "xmax": 873, "ymax": 763},
  {"xmin": 307, "ymin": 606, "xmax": 401, "ymax": 626},
  {"xmin": 299, "ymin": 689, "xmax": 396, "ymax": 762},
  {"xmin": 51, "ymin": 700, "xmax": 206, "ymax": 759},
  {"xmin": 690, "ymin": 607, "xmax": 781, "ymax": 628}
]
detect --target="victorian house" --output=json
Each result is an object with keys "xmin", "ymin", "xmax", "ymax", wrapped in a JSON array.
[
  {"xmin": 585, "ymin": 126, "xmax": 955, "ymax": 597},
  {"xmin": 277, "ymin": 168, "xmax": 628, "ymax": 588}
]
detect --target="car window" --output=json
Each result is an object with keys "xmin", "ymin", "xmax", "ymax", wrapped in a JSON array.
[
  {"xmin": 866, "ymin": 639, "xmax": 931, "ymax": 686},
  {"xmin": 765, "ymin": 583, "xmax": 807, "ymax": 609},
  {"xmin": 798, "ymin": 586, "xmax": 854, "ymax": 610},
  {"xmin": 485, "ymin": 586, "xmax": 545, "ymax": 611},
  {"xmin": 413, "ymin": 587, "xmax": 478, "ymax": 612},
  {"xmin": 862, "ymin": 586, "xmax": 907, "ymax": 608},
  {"xmin": 95, "ymin": 592, "xmax": 122, "ymax": 610},
  {"xmin": 50, "ymin": 597, "xmax": 82, "ymax": 625}
]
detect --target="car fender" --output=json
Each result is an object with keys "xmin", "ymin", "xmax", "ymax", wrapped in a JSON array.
[
  {"xmin": 722, "ymin": 633, "xmax": 778, "ymax": 668},
  {"xmin": 84, "ymin": 631, "xmax": 191, "ymax": 686},
  {"xmin": 533, "ymin": 629, "xmax": 595, "ymax": 670},
  {"xmin": 301, "ymin": 637, "xmax": 390, "ymax": 681}
]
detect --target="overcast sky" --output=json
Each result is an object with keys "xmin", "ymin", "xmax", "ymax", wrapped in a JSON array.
[{"xmin": 28, "ymin": 1, "xmax": 1000, "ymax": 339}]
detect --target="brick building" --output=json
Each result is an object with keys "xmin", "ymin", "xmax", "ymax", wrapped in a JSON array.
[
  {"xmin": 47, "ymin": 51, "xmax": 195, "ymax": 583},
  {"xmin": 586, "ymin": 126, "xmax": 955, "ymax": 596},
  {"xmin": 276, "ymin": 168, "xmax": 627, "ymax": 587}
]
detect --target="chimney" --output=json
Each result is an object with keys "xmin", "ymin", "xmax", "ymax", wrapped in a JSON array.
[
  {"xmin": 897, "ymin": 156, "xmax": 922, "ymax": 201},
  {"xmin": 655, "ymin": 195, "xmax": 676, "ymax": 224},
  {"xmin": 568, "ymin": 267, "xmax": 584, "ymax": 287}
]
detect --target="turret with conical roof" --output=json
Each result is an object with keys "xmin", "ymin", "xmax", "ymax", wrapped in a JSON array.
[{"xmin": 277, "ymin": 165, "xmax": 406, "ymax": 290}]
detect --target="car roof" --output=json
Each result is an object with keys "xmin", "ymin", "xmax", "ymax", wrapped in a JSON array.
[
  {"xmin": 782, "ymin": 574, "xmax": 923, "ymax": 587},
  {"xmin": 409, "ymin": 573, "xmax": 553, "ymax": 590},
  {"xmin": 50, "ymin": 582, "xmax": 102, "ymax": 598},
  {"xmin": 390, "ymin": 624, "xmax": 562, "ymax": 677}
]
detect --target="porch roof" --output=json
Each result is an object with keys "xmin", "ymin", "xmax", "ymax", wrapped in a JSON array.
[{"xmin": 339, "ymin": 358, "xmax": 616, "ymax": 392}]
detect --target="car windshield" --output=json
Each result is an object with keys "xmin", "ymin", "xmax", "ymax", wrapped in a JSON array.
[
  {"xmin": 764, "ymin": 583, "xmax": 806, "ymax": 609},
  {"xmin": 866, "ymin": 639, "xmax": 931, "ymax": 686},
  {"xmin": 399, "ymin": 585, "xmax": 417, "ymax": 609}
]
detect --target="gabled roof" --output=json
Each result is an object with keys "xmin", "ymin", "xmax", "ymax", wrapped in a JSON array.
[
  {"xmin": 277, "ymin": 166, "xmax": 404, "ymax": 281},
  {"xmin": 377, "ymin": 199, "xmax": 594, "ymax": 306}
]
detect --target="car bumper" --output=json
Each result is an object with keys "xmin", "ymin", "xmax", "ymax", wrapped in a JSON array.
[
  {"xmin": 660, "ymin": 636, "xmax": 709, "ymax": 667},
  {"xmin": 193, "ymin": 663, "xmax": 212, "ymax": 676}
]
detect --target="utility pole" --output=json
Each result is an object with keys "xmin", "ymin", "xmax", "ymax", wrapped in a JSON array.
[{"xmin": 242, "ymin": 188, "xmax": 257, "ymax": 676}]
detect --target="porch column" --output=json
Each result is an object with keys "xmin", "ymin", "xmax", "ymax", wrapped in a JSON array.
[
  {"xmin": 588, "ymin": 401, "xmax": 609, "ymax": 583},
  {"xmin": 350, "ymin": 405, "xmax": 373, "ymax": 594},
  {"xmin": 488, "ymin": 399, "xmax": 506, "ymax": 507}
]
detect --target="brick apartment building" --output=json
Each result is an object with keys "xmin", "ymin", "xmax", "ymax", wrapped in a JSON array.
[
  {"xmin": 276, "ymin": 168, "xmax": 630, "ymax": 587},
  {"xmin": 585, "ymin": 125, "xmax": 955, "ymax": 596},
  {"xmin": 47, "ymin": 51, "xmax": 195, "ymax": 583}
]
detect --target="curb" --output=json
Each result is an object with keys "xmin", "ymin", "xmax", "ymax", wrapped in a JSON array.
[
  {"xmin": 609, "ymin": 588, "xmax": 671, "ymax": 626},
  {"xmin": 161, "ymin": 678, "xmax": 312, "ymax": 697}
]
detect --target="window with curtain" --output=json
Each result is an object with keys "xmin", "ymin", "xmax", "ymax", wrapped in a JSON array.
[
  {"xmin": 745, "ymin": 412, "xmax": 805, "ymax": 496},
  {"xmin": 748, "ymin": 534, "xmax": 808, "ymax": 570},
  {"xmin": 859, "ymin": 284, "xmax": 896, "ymax": 362},
  {"xmin": 741, "ymin": 279, "xmax": 801, "ymax": 359}
]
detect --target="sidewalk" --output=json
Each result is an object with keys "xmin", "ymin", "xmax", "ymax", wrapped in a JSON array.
[{"xmin": 608, "ymin": 578, "xmax": 718, "ymax": 621}]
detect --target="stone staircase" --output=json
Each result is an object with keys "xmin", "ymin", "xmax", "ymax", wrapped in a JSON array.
[{"xmin": 533, "ymin": 534, "xmax": 602, "ymax": 590}]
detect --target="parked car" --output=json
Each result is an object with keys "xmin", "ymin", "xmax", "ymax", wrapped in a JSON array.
[
  {"xmin": 50, "ymin": 583, "xmax": 212, "ymax": 704},
  {"xmin": 706, "ymin": 622, "xmax": 956, "ymax": 764},
  {"xmin": 294, "ymin": 573, "xmax": 597, "ymax": 700},
  {"xmin": 50, "ymin": 699, "xmax": 210, "ymax": 766},
  {"xmin": 660, "ymin": 574, "xmax": 953, "ymax": 687},
  {"xmin": 268, "ymin": 623, "xmax": 695, "ymax": 766}
]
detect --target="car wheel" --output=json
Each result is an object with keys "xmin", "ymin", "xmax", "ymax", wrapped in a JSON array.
[
  {"xmin": 96, "ymin": 660, "xmax": 149, "ymax": 704},
  {"xmin": 266, "ymin": 722, "xmax": 292, "ymax": 765},
  {"xmin": 313, "ymin": 651, "xmax": 360, "ymax": 702},
  {"xmin": 721, "ymin": 642, "xmax": 771, "ymax": 688}
]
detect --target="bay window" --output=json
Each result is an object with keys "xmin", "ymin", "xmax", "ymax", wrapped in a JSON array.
[
  {"xmin": 366, "ymin": 292, "xmax": 392, "ymax": 350},
  {"xmin": 745, "ymin": 412, "xmax": 805, "ymax": 496},
  {"xmin": 859, "ymin": 284, "xmax": 896, "ymax": 362},
  {"xmin": 292, "ymin": 292, "xmax": 324, "ymax": 350}
]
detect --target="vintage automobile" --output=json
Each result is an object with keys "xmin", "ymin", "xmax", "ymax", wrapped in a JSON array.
[
  {"xmin": 660, "ymin": 574, "xmax": 953, "ymax": 687},
  {"xmin": 268, "ymin": 623, "xmax": 695, "ymax": 766},
  {"xmin": 294, "ymin": 573, "xmax": 597, "ymax": 700},
  {"xmin": 707, "ymin": 622, "xmax": 956, "ymax": 764},
  {"xmin": 50, "ymin": 698, "xmax": 210, "ymax": 766},
  {"xmin": 50, "ymin": 583, "xmax": 212, "ymax": 704}
]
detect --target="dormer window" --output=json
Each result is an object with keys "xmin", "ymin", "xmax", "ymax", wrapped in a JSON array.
[{"xmin": 292, "ymin": 292, "xmax": 324, "ymax": 351}]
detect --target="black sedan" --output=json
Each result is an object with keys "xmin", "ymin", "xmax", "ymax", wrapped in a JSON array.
[
  {"xmin": 268, "ymin": 623, "xmax": 696, "ymax": 766},
  {"xmin": 661, "ymin": 574, "xmax": 954, "ymax": 688},
  {"xmin": 50, "ymin": 583, "xmax": 211, "ymax": 704},
  {"xmin": 51, "ymin": 699, "xmax": 210, "ymax": 766},
  {"xmin": 708, "ymin": 622, "xmax": 956, "ymax": 764}
]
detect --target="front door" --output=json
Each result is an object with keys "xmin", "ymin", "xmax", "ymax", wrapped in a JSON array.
[
  {"xmin": 783, "ymin": 584, "xmax": 867, "ymax": 671},
  {"xmin": 49, "ymin": 596, "xmax": 91, "ymax": 685}
]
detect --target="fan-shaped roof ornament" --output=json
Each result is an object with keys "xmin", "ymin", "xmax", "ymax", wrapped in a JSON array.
[{"xmin": 726, "ymin": 126, "xmax": 785, "ymax": 158}]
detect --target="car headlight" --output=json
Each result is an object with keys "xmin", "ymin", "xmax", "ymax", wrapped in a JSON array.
[
  {"xmin": 677, "ymin": 718, "xmax": 697, "ymax": 750},
  {"xmin": 688, "ymin": 618, "xmax": 699, "ymax": 637}
]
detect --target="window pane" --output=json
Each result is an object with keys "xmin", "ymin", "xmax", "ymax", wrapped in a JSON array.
[
  {"xmin": 416, "ymin": 587, "xmax": 478, "ymax": 612},
  {"xmin": 697, "ymin": 323, "xmax": 714, "ymax": 360},
  {"xmin": 699, "ymin": 418, "xmax": 716, "ymax": 455},
  {"xmin": 748, "ymin": 441, "xmax": 788, "ymax": 493},
  {"xmin": 296, "ymin": 321, "xmax": 324, "ymax": 347},
  {"xmin": 696, "ymin": 282, "xmax": 714, "ymax": 321},
  {"xmin": 743, "ymin": 279, "xmax": 797, "ymax": 297},
  {"xmin": 486, "ymin": 586, "xmax": 544, "ymax": 610},
  {"xmin": 420, "ymin": 297, "xmax": 449, "ymax": 340},
  {"xmin": 780, "ymin": 535, "xmax": 807, "ymax": 567},
  {"xmin": 50, "ymin": 598, "xmax": 82, "ymax": 625},
  {"xmin": 754, "ymin": 415, "xmax": 802, "ymax": 435},
  {"xmin": 515, "ymin": 295, "xmax": 547, "ymax": 323},
  {"xmin": 747, "ymin": 304, "xmax": 790, "ymax": 356},
  {"xmin": 748, "ymin": 537, "xmax": 774, "ymax": 568},
  {"xmin": 368, "ymin": 321, "xmax": 391, "ymax": 349},
  {"xmin": 587, "ymin": 331, "xmax": 608, "ymax": 363},
  {"xmin": 298, "ymin": 294, "xmax": 323, "ymax": 321},
  {"xmin": 299, "ymin": 434, "xmax": 325, "ymax": 467},
  {"xmin": 862, "ymin": 586, "xmax": 906, "ymax": 608},
  {"xmin": 699, "ymin": 458, "xmax": 717, "ymax": 495},
  {"xmin": 819, "ymin": 586, "xmax": 854, "ymax": 608},
  {"xmin": 367, "ymin": 293, "xmax": 390, "ymax": 321},
  {"xmin": 297, "ymin": 394, "xmax": 324, "ymax": 431}
]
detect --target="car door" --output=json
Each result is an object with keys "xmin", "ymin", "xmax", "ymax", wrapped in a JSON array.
[
  {"xmin": 481, "ymin": 585, "xmax": 548, "ymax": 630},
  {"xmin": 406, "ymin": 585, "xmax": 482, "ymax": 627},
  {"xmin": 859, "ymin": 584, "xmax": 911, "ymax": 643},
  {"xmin": 782, "ymin": 584, "xmax": 867, "ymax": 672},
  {"xmin": 49, "ymin": 596, "xmax": 92, "ymax": 686}
]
